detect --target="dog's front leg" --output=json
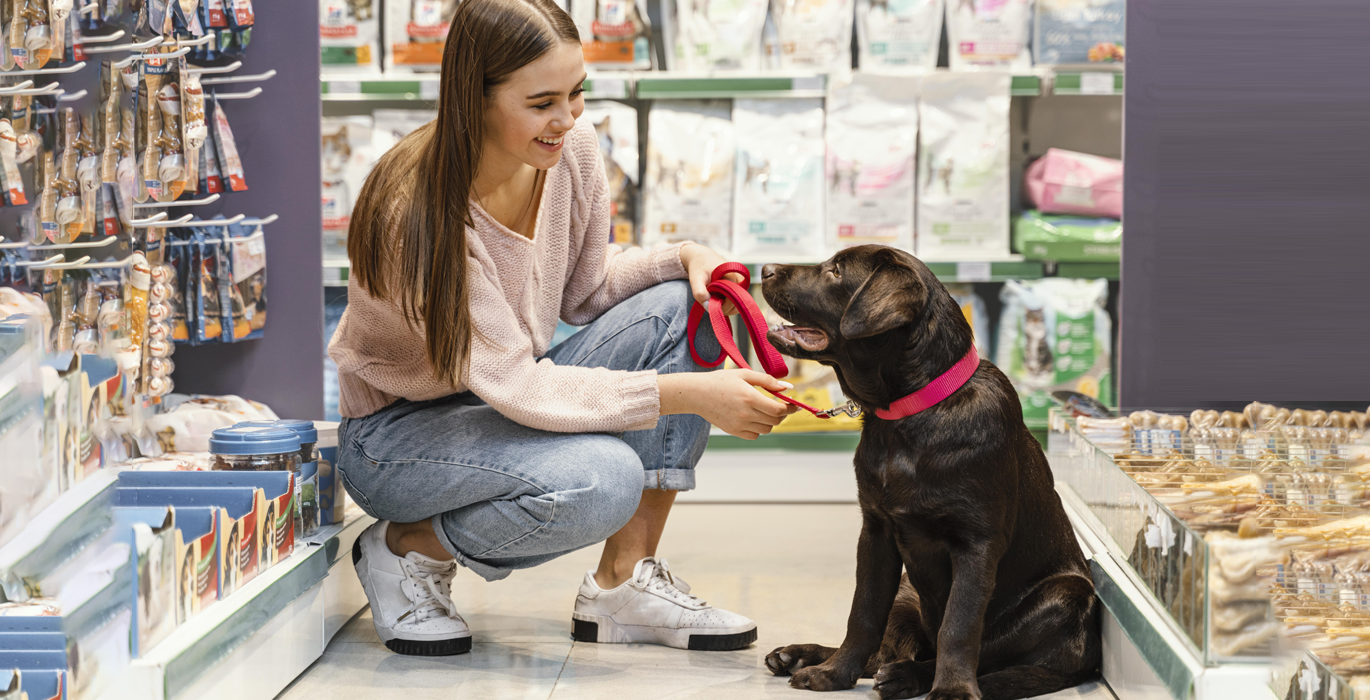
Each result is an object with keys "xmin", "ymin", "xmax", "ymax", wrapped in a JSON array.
[
  {"xmin": 789, "ymin": 511, "xmax": 902, "ymax": 692},
  {"xmin": 926, "ymin": 544, "xmax": 1004, "ymax": 700}
]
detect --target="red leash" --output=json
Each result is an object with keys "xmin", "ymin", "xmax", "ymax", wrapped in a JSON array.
[{"xmin": 686, "ymin": 262, "xmax": 981, "ymax": 421}]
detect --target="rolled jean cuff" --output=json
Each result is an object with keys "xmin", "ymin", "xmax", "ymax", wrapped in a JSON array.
[
  {"xmin": 429, "ymin": 513, "xmax": 513, "ymax": 582},
  {"xmin": 643, "ymin": 467, "xmax": 695, "ymax": 492}
]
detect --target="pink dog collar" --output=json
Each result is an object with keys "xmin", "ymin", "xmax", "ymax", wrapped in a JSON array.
[{"xmin": 874, "ymin": 347, "xmax": 980, "ymax": 420}]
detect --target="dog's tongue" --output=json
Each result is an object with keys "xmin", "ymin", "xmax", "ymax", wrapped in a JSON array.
[{"xmin": 773, "ymin": 325, "xmax": 829, "ymax": 352}]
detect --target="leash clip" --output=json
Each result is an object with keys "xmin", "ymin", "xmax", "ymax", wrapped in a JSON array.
[{"xmin": 816, "ymin": 400, "xmax": 863, "ymax": 419}]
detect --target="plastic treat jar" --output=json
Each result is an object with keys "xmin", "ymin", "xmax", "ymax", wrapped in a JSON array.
[{"xmin": 238, "ymin": 419, "xmax": 321, "ymax": 536}]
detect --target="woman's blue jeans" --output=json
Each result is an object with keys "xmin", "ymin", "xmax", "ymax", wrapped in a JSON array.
[{"xmin": 336, "ymin": 281, "xmax": 718, "ymax": 581}]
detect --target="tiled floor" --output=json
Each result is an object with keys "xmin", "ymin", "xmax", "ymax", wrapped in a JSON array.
[{"xmin": 277, "ymin": 504, "xmax": 1116, "ymax": 700}]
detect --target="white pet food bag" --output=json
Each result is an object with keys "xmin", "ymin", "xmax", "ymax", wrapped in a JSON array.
[
  {"xmin": 856, "ymin": 0, "xmax": 944, "ymax": 70},
  {"xmin": 733, "ymin": 98, "xmax": 825, "ymax": 260},
  {"xmin": 771, "ymin": 0, "xmax": 855, "ymax": 73},
  {"xmin": 580, "ymin": 102, "xmax": 640, "ymax": 245},
  {"xmin": 917, "ymin": 72, "xmax": 1011, "ymax": 260},
  {"xmin": 642, "ymin": 101, "xmax": 735, "ymax": 252},
  {"xmin": 673, "ymin": 0, "xmax": 770, "ymax": 71},
  {"xmin": 319, "ymin": 0, "xmax": 380, "ymax": 72},
  {"xmin": 826, "ymin": 75, "xmax": 918, "ymax": 252},
  {"xmin": 947, "ymin": 0, "xmax": 1032, "ymax": 70},
  {"xmin": 571, "ymin": 0, "xmax": 654, "ymax": 70},
  {"xmin": 386, "ymin": 0, "xmax": 458, "ymax": 73},
  {"xmin": 320, "ymin": 116, "xmax": 375, "ymax": 260},
  {"xmin": 371, "ymin": 109, "xmax": 436, "ymax": 154}
]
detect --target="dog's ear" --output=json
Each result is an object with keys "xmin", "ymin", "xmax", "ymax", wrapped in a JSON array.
[{"xmin": 840, "ymin": 251, "xmax": 926, "ymax": 339}]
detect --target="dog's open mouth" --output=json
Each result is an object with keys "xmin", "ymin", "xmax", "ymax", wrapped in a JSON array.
[{"xmin": 769, "ymin": 322, "xmax": 829, "ymax": 352}]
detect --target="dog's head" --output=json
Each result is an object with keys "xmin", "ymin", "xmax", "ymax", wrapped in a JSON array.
[{"xmin": 761, "ymin": 245, "xmax": 974, "ymax": 411}]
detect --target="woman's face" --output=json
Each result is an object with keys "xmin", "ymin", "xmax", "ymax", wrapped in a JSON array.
[{"xmin": 484, "ymin": 41, "xmax": 586, "ymax": 172}]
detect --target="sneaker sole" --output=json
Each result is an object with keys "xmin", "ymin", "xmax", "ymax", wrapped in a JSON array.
[
  {"xmin": 353, "ymin": 535, "xmax": 473, "ymax": 657},
  {"xmin": 570, "ymin": 614, "xmax": 757, "ymax": 651}
]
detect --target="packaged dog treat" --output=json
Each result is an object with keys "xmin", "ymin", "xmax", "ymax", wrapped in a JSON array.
[
  {"xmin": 571, "ymin": 0, "xmax": 653, "ymax": 70},
  {"xmin": 164, "ymin": 234, "xmax": 191, "ymax": 342},
  {"xmin": 672, "ymin": 0, "xmax": 769, "ymax": 71},
  {"xmin": 771, "ymin": 0, "xmax": 854, "ymax": 73},
  {"xmin": 320, "ymin": 115, "xmax": 374, "ymax": 256},
  {"xmin": 191, "ymin": 231, "xmax": 222, "ymax": 343},
  {"xmin": 210, "ymin": 94, "xmax": 245, "ymax": 191},
  {"xmin": 732, "ymin": 98, "xmax": 825, "ymax": 259},
  {"xmin": 181, "ymin": 66, "xmax": 208, "ymax": 195},
  {"xmin": 1034, "ymin": 0, "xmax": 1124, "ymax": 65},
  {"xmin": 947, "ymin": 0, "xmax": 1032, "ymax": 69},
  {"xmin": 320, "ymin": 0, "xmax": 380, "ymax": 72},
  {"xmin": 225, "ymin": 222, "xmax": 265, "ymax": 341},
  {"xmin": 198, "ymin": 102, "xmax": 224, "ymax": 194},
  {"xmin": 385, "ymin": 0, "xmax": 457, "ymax": 73},
  {"xmin": 642, "ymin": 100, "xmax": 733, "ymax": 252},
  {"xmin": 855, "ymin": 0, "xmax": 943, "ymax": 70},
  {"xmin": 995, "ymin": 277, "xmax": 1112, "ymax": 427},
  {"xmin": 916, "ymin": 72, "xmax": 1011, "ymax": 260},
  {"xmin": 579, "ymin": 102, "xmax": 637, "ymax": 245},
  {"xmin": 825, "ymin": 74, "xmax": 918, "ymax": 252}
]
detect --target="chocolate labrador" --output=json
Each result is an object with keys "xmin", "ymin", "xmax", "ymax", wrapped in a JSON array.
[{"xmin": 760, "ymin": 245, "xmax": 1100, "ymax": 700}]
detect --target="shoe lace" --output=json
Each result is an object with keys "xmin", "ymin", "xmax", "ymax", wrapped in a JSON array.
[
  {"xmin": 400, "ymin": 559, "xmax": 460, "ymax": 623},
  {"xmin": 635, "ymin": 559, "xmax": 706, "ymax": 609}
]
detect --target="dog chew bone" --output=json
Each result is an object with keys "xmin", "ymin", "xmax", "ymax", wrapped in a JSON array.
[
  {"xmin": 126, "ymin": 253, "xmax": 150, "ymax": 348},
  {"xmin": 1207, "ymin": 532, "xmax": 1284, "ymax": 582},
  {"xmin": 1212, "ymin": 620, "xmax": 1279, "ymax": 656}
]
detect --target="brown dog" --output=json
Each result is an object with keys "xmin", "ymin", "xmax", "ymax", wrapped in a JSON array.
[{"xmin": 761, "ymin": 245, "xmax": 1100, "ymax": 700}]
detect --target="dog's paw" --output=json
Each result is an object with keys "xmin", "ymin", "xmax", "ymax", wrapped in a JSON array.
[
  {"xmin": 764, "ymin": 644, "xmax": 836, "ymax": 676},
  {"xmin": 873, "ymin": 660, "xmax": 932, "ymax": 700},
  {"xmin": 789, "ymin": 664, "xmax": 860, "ymax": 692},
  {"xmin": 924, "ymin": 685, "xmax": 980, "ymax": 700}
]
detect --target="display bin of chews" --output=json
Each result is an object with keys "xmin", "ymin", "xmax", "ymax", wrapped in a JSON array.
[{"xmin": 1013, "ymin": 211, "xmax": 1121, "ymax": 262}]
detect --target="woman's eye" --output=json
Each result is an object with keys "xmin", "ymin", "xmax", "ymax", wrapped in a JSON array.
[
  {"xmin": 571, "ymin": 88, "xmax": 585, "ymax": 98},
  {"xmin": 533, "ymin": 102, "xmax": 551, "ymax": 110}
]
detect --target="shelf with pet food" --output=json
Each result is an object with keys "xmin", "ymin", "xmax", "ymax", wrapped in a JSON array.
[
  {"xmin": 1051, "ymin": 70, "xmax": 1125, "ymax": 96},
  {"xmin": 320, "ymin": 73, "xmax": 632, "ymax": 101},
  {"xmin": 1048, "ymin": 404, "xmax": 1370, "ymax": 698}
]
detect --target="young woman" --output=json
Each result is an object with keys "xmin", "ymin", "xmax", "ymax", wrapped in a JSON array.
[{"xmin": 328, "ymin": 0, "xmax": 796, "ymax": 657}]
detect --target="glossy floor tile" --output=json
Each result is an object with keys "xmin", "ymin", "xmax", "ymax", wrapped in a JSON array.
[{"xmin": 278, "ymin": 504, "xmax": 1117, "ymax": 700}]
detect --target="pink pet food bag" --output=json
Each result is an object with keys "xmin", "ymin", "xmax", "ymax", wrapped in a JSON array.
[{"xmin": 1024, "ymin": 148, "xmax": 1122, "ymax": 219}]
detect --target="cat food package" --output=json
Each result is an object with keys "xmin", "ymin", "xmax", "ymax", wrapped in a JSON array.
[
  {"xmin": 943, "ymin": 282, "xmax": 989, "ymax": 356},
  {"xmin": 386, "ymin": 0, "xmax": 457, "ymax": 72},
  {"xmin": 947, "ymin": 0, "xmax": 1032, "ymax": 70},
  {"xmin": 733, "ymin": 98, "xmax": 825, "ymax": 260},
  {"xmin": 916, "ymin": 72, "xmax": 1011, "ymax": 260},
  {"xmin": 320, "ymin": 0, "xmax": 381, "ymax": 72},
  {"xmin": 856, "ymin": 0, "xmax": 943, "ymax": 70},
  {"xmin": 571, "ymin": 0, "xmax": 653, "ymax": 70},
  {"xmin": 642, "ymin": 100, "xmax": 734, "ymax": 252},
  {"xmin": 825, "ymin": 74, "xmax": 917, "ymax": 252},
  {"xmin": 320, "ymin": 116, "xmax": 375, "ymax": 259},
  {"xmin": 1034, "ymin": 0, "xmax": 1124, "ymax": 65},
  {"xmin": 996, "ymin": 278, "xmax": 1112, "ymax": 428},
  {"xmin": 579, "ymin": 102, "xmax": 638, "ymax": 245},
  {"xmin": 371, "ymin": 109, "xmax": 435, "ymax": 153},
  {"xmin": 672, "ymin": 0, "xmax": 769, "ymax": 71},
  {"xmin": 771, "ymin": 0, "xmax": 855, "ymax": 73}
]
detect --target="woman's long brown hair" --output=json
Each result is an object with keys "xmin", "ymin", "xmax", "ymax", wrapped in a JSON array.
[{"xmin": 347, "ymin": 0, "xmax": 578, "ymax": 386}]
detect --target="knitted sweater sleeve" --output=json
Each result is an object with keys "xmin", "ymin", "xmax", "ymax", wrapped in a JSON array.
[{"xmin": 560, "ymin": 121, "xmax": 689, "ymax": 327}]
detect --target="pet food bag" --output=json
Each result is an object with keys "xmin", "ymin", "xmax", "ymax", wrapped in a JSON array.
[
  {"xmin": 386, "ymin": 0, "xmax": 458, "ymax": 72},
  {"xmin": 571, "ymin": 0, "xmax": 654, "ymax": 70},
  {"xmin": 733, "ymin": 98, "xmax": 825, "ymax": 260},
  {"xmin": 855, "ymin": 0, "xmax": 943, "ymax": 70},
  {"xmin": 672, "ymin": 0, "xmax": 769, "ymax": 71},
  {"xmin": 916, "ymin": 72, "xmax": 1011, "ymax": 260},
  {"xmin": 320, "ymin": 116, "xmax": 375, "ymax": 260},
  {"xmin": 947, "ymin": 0, "xmax": 1032, "ymax": 69},
  {"xmin": 579, "ymin": 102, "xmax": 639, "ymax": 245},
  {"xmin": 944, "ymin": 282, "xmax": 990, "ymax": 356},
  {"xmin": 995, "ymin": 278, "xmax": 1112, "ymax": 428},
  {"xmin": 1023, "ymin": 148, "xmax": 1122, "ymax": 219},
  {"xmin": 771, "ymin": 0, "xmax": 855, "ymax": 73},
  {"xmin": 642, "ymin": 100, "xmax": 734, "ymax": 252},
  {"xmin": 826, "ymin": 74, "xmax": 918, "ymax": 252},
  {"xmin": 371, "ymin": 109, "xmax": 435, "ymax": 153},
  {"xmin": 1034, "ymin": 0, "xmax": 1124, "ymax": 65},
  {"xmin": 1013, "ymin": 210, "xmax": 1121, "ymax": 262},
  {"xmin": 320, "ymin": 0, "xmax": 381, "ymax": 72}
]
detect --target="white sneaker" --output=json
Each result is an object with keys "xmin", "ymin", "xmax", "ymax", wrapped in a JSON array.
[
  {"xmin": 572, "ymin": 557, "xmax": 757, "ymax": 651},
  {"xmin": 352, "ymin": 520, "xmax": 472, "ymax": 655}
]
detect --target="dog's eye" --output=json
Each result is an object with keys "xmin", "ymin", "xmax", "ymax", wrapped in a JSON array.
[{"xmin": 829, "ymin": 266, "xmax": 841, "ymax": 279}]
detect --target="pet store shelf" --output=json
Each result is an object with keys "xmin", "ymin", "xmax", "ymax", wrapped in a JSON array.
[
  {"xmin": 635, "ymin": 73, "xmax": 826, "ymax": 99},
  {"xmin": 1054, "ymin": 262, "xmax": 1120, "ymax": 280},
  {"xmin": 115, "ymin": 512, "xmax": 374, "ymax": 700},
  {"xmin": 322, "ymin": 259, "xmax": 349, "ymax": 287},
  {"xmin": 1051, "ymin": 71, "xmax": 1125, "ymax": 96},
  {"xmin": 0, "ymin": 470, "xmax": 119, "ymax": 601},
  {"xmin": 707, "ymin": 431, "xmax": 860, "ymax": 451},
  {"xmin": 320, "ymin": 73, "xmax": 632, "ymax": 101}
]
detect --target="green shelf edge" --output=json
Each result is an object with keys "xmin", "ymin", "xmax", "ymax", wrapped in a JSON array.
[
  {"xmin": 1052, "ymin": 72, "xmax": 1124, "ymax": 95},
  {"xmin": 1056, "ymin": 262, "xmax": 1120, "ymax": 280},
  {"xmin": 635, "ymin": 76, "xmax": 817, "ymax": 99},
  {"xmin": 1010, "ymin": 75, "xmax": 1041, "ymax": 96}
]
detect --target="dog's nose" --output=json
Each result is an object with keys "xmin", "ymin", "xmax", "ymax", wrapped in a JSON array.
[{"xmin": 761, "ymin": 264, "xmax": 778, "ymax": 280}]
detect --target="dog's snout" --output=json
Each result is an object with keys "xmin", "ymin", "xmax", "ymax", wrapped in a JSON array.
[{"xmin": 761, "ymin": 264, "xmax": 779, "ymax": 281}]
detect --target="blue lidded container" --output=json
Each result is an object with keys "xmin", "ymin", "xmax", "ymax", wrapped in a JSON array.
[{"xmin": 237, "ymin": 420, "xmax": 321, "ymax": 535}]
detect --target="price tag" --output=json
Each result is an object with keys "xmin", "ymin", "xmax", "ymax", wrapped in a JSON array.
[
  {"xmin": 420, "ymin": 80, "xmax": 440, "ymax": 101},
  {"xmin": 1079, "ymin": 73, "xmax": 1114, "ymax": 95},
  {"xmin": 589, "ymin": 78, "xmax": 626, "ymax": 99},
  {"xmin": 955, "ymin": 261, "xmax": 991, "ymax": 282},
  {"xmin": 329, "ymin": 80, "xmax": 361, "ymax": 95},
  {"xmin": 791, "ymin": 76, "xmax": 824, "ymax": 92}
]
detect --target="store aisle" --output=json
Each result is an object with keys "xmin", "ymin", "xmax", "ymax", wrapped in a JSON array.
[{"xmin": 277, "ymin": 504, "xmax": 1116, "ymax": 700}]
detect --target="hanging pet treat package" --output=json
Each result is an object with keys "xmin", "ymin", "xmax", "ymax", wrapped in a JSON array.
[
  {"xmin": 947, "ymin": 0, "xmax": 1032, "ymax": 69},
  {"xmin": 855, "ymin": 0, "xmax": 943, "ymax": 70},
  {"xmin": 180, "ymin": 63, "xmax": 208, "ymax": 196},
  {"xmin": 571, "ymin": 0, "xmax": 653, "ymax": 70},
  {"xmin": 198, "ymin": 97, "xmax": 224, "ymax": 195},
  {"xmin": 996, "ymin": 278, "xmax": 1112, "ymax": 428},
  {"xmin": 670, "ymin": 0, "xmax": 769, "ymax": 72},
  {"xmin": 580, "ymin": 102, "xmax": 638, "ymax": 246},
  {"xmin": 386, "ymin": 0, "xmax": 457, "ymax": 73},
  {"xmin": 164, "ymin": 231, "xmax": 191, "ymax": 342},
  {"xmin": 191, "ymin": 230, "xmax": 223, "ymax": 344},
  {"xmin": 1035, "ymin": 0, "xmax": 1123, "ymax": 65},
  {"xmin": 9, "ymin": 0, "xmax": 56, "ymax": 70},
  {"xmin": 732, "ymin": 98, "xmax": 825, "ymax": 260},
  {"xmin": 320, "ymin": 0, "xmax": 380, "ymax": 72},
  {"xmin": 320, "ymin": 115, "xmax": 374, "ymax": 260},
  {"xmin": 210, "ymin": 95, "xmax": 246, "ymax": 191},
  {"xmin": 770, "ymin": 0, "xmax": 854, "ymax": 73},
  {"xmin": 642, "ymin": 100, "xmax": 734, "ymax": 252},
  {"xmin": 825, "ymin": 74, "xmax": 918, "ymax": 252},
  {"xmin": 916, "ymin": 72, "xmax": 1011, "ymax": 260},
  {"xmin": 224, "ymin": 222, "xmax": 265, "ymax": 342}
]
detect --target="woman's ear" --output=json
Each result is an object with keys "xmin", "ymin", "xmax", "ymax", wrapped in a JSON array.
[{"xmin": 839, "ymin": 251, "xmax": 927, "ymax": 340}]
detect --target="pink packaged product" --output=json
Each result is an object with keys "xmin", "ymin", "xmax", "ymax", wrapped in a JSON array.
[{"xmin": 1024, "ymin": 148, "xmax": 1122, "ymax": 219}]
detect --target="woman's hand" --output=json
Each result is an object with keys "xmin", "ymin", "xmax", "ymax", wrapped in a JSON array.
[
  {"xmin": 658, "ymin": 370, "xmax": 800, "ymax": 440},
  {"xmin": 679, "ymin": 243, "xmax": 744, "ymax": 314}
]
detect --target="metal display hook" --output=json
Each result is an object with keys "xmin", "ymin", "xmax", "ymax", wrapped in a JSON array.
[
  {"xmin": 78, "ymin": 30, "xmax": 127, "ymax": 44},
  {"xmin": 2, "ymin": 61, "xmax": 86, "ymax": 76},
  {"xmin": 13, "ymin": 254, "xmax": 64, "ymax": 267},
  {"xmin": 210, "ymin": 86, "xmax": 262, "ymax": 100},
  {"xmin": 73, "ymin": 254, "xmax": 137, "ymax": 269},
  {"xmin": 133, "ymin": 193, "xmax": 220, "ymax": 209},
  {"xmin": 29, "ymin": 236, "xmax": 118, "ymax": 251},
  {"xmin": 113, "ymin": 46, "xmax": 191, "ymax": 69},
  {"xmin": 186, "ymin": 61, "xmax": 241, "ymax": 76},
  {"xmin": 28, "ymin": 255, "xmax": 92, "ymax": 269},
  {"xmin": 0, "ymin": 239, "xmax": 30, "ymax": 250},
  {"xmin": 200, "ymin": 70, "xmax": 275, "ymax": 86},
  {"xmin": 132, "ymin": 213, "xmax": 195, "ymax": 228},
  {"xmin": 83, "ymin": 35, "xmax": 162, "ymax": 55}
]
